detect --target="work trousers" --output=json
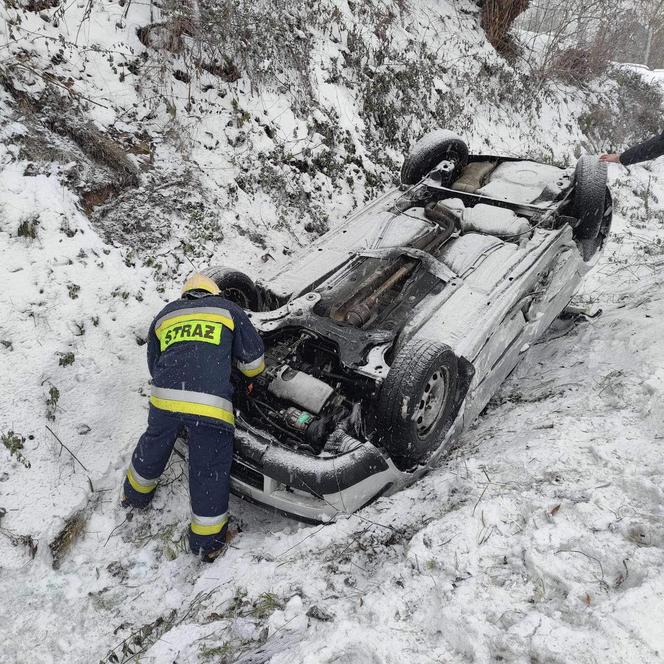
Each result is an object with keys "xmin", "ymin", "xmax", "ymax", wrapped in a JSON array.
[{"xmin": 123, "ymin": 405, "xmax": 234, "ymax": 554}]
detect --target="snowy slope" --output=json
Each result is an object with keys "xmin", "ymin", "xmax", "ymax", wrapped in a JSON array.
[
  {"xmin": 4, "ymin": 166, "xmax": 664, "ymax": 664},
  {"xmin": 2, "ymin": 0, "xmax": 664, "ymax": 662}
]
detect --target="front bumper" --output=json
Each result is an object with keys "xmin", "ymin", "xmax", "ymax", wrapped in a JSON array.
[{"xmin": 229, "ymin": 430, "xmax": 405, "ymax": 522}]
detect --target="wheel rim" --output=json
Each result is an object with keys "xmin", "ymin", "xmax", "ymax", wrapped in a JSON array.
[{"xmin": 415, "ymin": 367, "xmax": 448, "ymax": 438}]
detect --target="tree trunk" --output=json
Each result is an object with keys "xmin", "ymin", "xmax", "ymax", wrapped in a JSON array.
[
  {"xmin": 481, "ymin": 0, "xmax": 531, "ymax": 54},
  {"xmin": 645, "ymin": 25, "xmax": 654, "ymax": 67}
]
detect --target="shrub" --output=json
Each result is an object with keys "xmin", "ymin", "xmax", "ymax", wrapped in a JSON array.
[
  {"xmin": 548, "ymin": 45, "xmax": 610, "ymax": 83},
  {"xmin": 579, "ymin": 69, "xmax": 664, "ymax": 152},
  {"xmin": 57, "ymin": 352, "xmax": 75, "ymax": 367},
  {"xmin": 46, "ymin": 385, "xmax": 60, "ymax": 421},
  {"xmin": 17, "ymin": 214, "xmax": 39, "ymax": 239},
  {"xmin": 1, "ymin": 430, "xmax": 31, "ymax": 468}
]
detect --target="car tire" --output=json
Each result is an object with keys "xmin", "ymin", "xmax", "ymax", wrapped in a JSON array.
[
  {"xmin": 401, "ymin": 130, "xmax": 469, "ymax": 186},
  {"xmin": 377, "ymin": 338, "xmax": 459, "ymax": 467},
  {"xmin": 583, "ymin": 186, "xmax": 613, "ymax": 261},
  {"xmin": 573, "ymin": 156, "xmax": 608, "ymax": 260},
  {"xmin": 202, "ymin": 266, "xmax": 260, "ymax": 310}
]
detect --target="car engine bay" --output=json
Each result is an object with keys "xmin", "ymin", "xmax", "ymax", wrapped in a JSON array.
[{"xmin": 236, "ymin": 329, "xmax": 374, "ymax": 457}]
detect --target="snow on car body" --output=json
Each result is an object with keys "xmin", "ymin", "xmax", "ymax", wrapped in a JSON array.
[{"xmin": 206, "ymin": 130, "xmax": 613, "ymax": 522}]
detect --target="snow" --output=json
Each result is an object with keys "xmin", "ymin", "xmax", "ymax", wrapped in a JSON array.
[
  {"xmin": 2, "ymin": 0, "xmax": 664, "ymax": 662},
  {"xmin": 477, "ymin": 160, "xmax": 569, "ymax": 205},
  {"xmin": 438, "ymin": 232, "xmax": 509, "ymax": 275},
  {"xmin": 461, "ymin": 204, "xmax": 532, "ymax": 239}
]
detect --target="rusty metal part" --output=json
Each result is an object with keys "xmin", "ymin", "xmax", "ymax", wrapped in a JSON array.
[
  {"xmin": 330, "ymin": 227, "xmax": 439, "ymax": 323},
  {"xmin": 423, "ymin": 201, "xmax": 462, "ymax": 228},
  {"xmin": 344, "ymin": 261, "xmax": 418, "ymax": 326},
  {"xmin": 344, "ymin": 302, "xmax": 373, "ymax": 327},
  {"xmin": 341, "ymin": 215, "xmax": 457, "ymax": 327}
]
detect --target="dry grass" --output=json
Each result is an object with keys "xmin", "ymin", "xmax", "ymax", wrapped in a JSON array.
[{"xmin": 49, "ymin": 511, "xmax": 87, "ymax": 569}]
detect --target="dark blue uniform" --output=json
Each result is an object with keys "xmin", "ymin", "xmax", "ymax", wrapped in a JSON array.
[
  {"xmin": 620, "ymin": 130, "xmax": 664, "ymax": 165},
  {"xmin": 123, "ymin": 293, "xmax": 264, "ymax": 555}
]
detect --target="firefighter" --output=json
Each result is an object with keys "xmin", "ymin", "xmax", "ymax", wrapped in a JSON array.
[{"xmin": 122, "ymin": 273, "xmax": 265, "ymax": 561}]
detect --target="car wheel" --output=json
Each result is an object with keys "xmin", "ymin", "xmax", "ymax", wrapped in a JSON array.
[
  {"xmin": 401, "ymin": 130, "xmax": 469, "ymax": 186},
  {"xmin": 202, "ymin": 266, "xmax": 260, "ymax": 310},
  {"xmin": 572, "ymin": 156, "xmax": 608, "ymax": 260},
  {"xmin": 594, "ymin": 186, "xmax": 613, "ymax": 253},
  {"xmin": 377, "ymin": 338, "xmax": 459, "ymax": 467}
]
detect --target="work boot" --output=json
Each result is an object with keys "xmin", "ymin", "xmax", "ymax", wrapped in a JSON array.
[
  {"xmin": 122, "ymin": 473, "xmax": 156, "ymax": 509},
  {"xmin": 120, "ymin": 492, "xmax": 152, "ymax": 510},
  {"xmin": 201, "ymin": 546, "xmax": 227, "ymax": 563},
  {"xmin": 197, "ymin": 517, "xmax": 241, "ymax": 563}
]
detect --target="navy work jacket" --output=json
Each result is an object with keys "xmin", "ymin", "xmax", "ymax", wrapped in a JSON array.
[{"xmin": 146, "ymin": 294, "xmax": 265, "ymax": 428}]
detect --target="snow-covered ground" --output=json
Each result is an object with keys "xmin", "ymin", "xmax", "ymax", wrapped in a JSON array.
[
  {"xmin": 2, "ymin": 1, "xmax": 664, "ymax": 662},
  {"xmin": 6, "ymin": 164, "xmax": 664, "ymax": 664}
]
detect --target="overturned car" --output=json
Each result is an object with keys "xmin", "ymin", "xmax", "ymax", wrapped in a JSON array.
[{"xmin": 205, "ymin": 130, "xmax": 612, "ymax": 522}]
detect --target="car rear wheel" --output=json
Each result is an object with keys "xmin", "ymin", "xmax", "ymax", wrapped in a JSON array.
[
  {"xmin": 202, "ymin": 266, "xmax": 259, "ymax": 310},
  {"xmin": 401, "ymin": 130, "xmax": 469, "ymax": 186},
  {"xmin": 572, "ymin": 155, "xmax": 609, "ymax": 261},
  {"xmin": 377, "ymin": 338, "xmax": 459, "ymax": 468}
]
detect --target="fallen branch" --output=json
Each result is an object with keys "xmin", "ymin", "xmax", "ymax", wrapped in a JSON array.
[
  {"xmin": 45, "ymin": 424, "xmax": 89, "ymax": 472},
  {"xmin": 555, "ymin": 548, "xmax": 606, "ymax": 587},
  {"xmin": 472, "ymin": 467, "xmax": 492, "ymax": 516},
  {"xmin": 4, "ymin": 60, "xmax": 109, "ymax": 109},
  {"xmin": 104, "ymin": 514, "xmax": 131, "ymax": 547}
]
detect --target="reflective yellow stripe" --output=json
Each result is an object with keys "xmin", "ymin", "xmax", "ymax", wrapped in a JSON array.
[
  {"xmin": 239, "ymin": 360, "xmax": 265, "ymax": 377},
  {"xmin": 191, "ymin": 515, "xmax": 229, "ymax": 536},
  {"xmin": 237, "ymin": 355, "xmax": 265, "ymax": 377},
  {"xmin": 127, "ymin": 467, "xmax": 156, "ymax": 494},
  {"xmin": 150, "ymin": 395, "xmax": 235, "ymax": 425},
  {"xmin": 155, "ymin": 312, "xmax": 234, "ymax": 338}
]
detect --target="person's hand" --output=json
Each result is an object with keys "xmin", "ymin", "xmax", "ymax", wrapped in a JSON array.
[{"xmin": 600, "ymin": 153, "xmax": 621, "ymax": 163}]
